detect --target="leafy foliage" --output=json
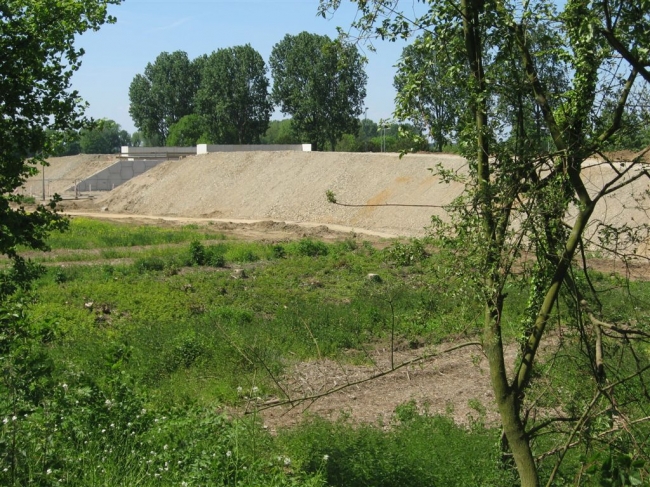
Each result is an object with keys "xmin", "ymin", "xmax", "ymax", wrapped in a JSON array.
[
  {"xmin": 261, "ymin": 119, "xmax": 302, "ymax": 145},
  {"xmin": 128, "ymin": 51, "xmax": 201, "ymax": 145},
  {"xmin": 195, "ymin": 45, "xmax": 272, "ymax": 144},
  {"xmin": 166, "ymin": 114, "xmax": 210, "ymax": 147},
  {"xmin": 270, "ymin": 32, "xmax": 367, "ymax": 151},
  {"xmin": 320, "ymin": 0, "xmax": 650, "ymax": 485},
  {"xmin": 394, "ymin": 32, "xmax": 463, "ymax": 152},
  {"xmin": 0, "ymin": 0, "xmax": 123, "ymax": 297},
  {"xmin": 80, "ymin": 119, "xmax": 131, "ymax": 154}
]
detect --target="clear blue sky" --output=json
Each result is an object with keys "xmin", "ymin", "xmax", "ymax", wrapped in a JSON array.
[{"xmin": 72, "ymin": 0, "xmax": 411, "ymax": 134}]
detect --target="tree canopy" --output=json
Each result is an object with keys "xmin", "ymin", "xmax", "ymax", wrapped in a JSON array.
[
  {"xmin": 128, "ymin": 51, "xmax": 201, "ymax": 145},
  {"xmin": 394, "ymin": 32, "xmax": 463, "ymax": 152},
  {"xmin": 166, "ymin": 114, "xmax": 209, "ymax": 147},
  {"xmin": 195, "ymin": 45, "xmax": 272, "ymax": 144},
  {"xmin": 0, "ymin": 0, "xmax": 121, "ymax": 292},
  {"xmin": 80, "ymin": 119, "xmax": 130, "ymax": 154},
  {"xmin": 270, "ymin": 31, "xmax": 367, "ymax": 151},
  {"xmin": 320, "ymin": 0, "xmax": 650, "ymax": 485}
]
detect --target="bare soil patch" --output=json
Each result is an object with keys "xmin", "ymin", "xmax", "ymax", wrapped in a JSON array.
[{"xmin": 254, "ymin": 342, "xmax": 500, "ymax": 431}]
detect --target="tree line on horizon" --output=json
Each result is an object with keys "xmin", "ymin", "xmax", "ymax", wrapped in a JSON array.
[
  {"xmin": 51, "ymin": 27, "xmax": 650, "ymax": 158},
  {"xmin": 129, "ymin": 32, "xmax": 367, "ymax": 152},
  {"xmin": 48, "ymin": 116, "xmax": 431, "ymax": 156}
]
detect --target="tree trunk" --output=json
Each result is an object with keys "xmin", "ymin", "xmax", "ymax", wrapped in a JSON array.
[{"xmin": 461, "ymin": 0, "xmax": 540, "ymax": 484}]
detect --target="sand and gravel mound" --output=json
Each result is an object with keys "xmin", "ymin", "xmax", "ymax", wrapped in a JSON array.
[
  {"xmin": 35, "ymin": 150, "xmax": 650, "ymax": 242},
  {"xmin": 23, "ymin": 154, "xmax": 119, "ymax": 197},
  {"xmin": 85, "ymin": 151, "xmax": 468, "ymax": 237}
]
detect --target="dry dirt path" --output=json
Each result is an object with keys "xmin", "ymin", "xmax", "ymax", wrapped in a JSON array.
[{"xmin": 63, "ymin": 211, "xmax": 401, "ymax": 241}]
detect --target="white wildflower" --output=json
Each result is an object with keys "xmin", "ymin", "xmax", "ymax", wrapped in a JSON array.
[
  {"xmin": 46, "ymin": 469, "xmax": 52, "ymax": 475},
  {"xmin": 284, "ymin": 456, "xmax": 291, "ymax": 466},
  {"xmin": 226, "ymin": 450, "xmax": 232, "ymax": 458},
  {"xmin": 323, "ymin": 454, "xmax": 329, "ymax": 461}
]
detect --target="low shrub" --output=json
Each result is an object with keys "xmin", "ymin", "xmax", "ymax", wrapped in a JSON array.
[
  {"xmin": 384, "ymin": 239, "xmax": 428, "ymax": 266},
  {"xmin": 278, "ymin": 413, "xmax": 514, "ymax": 487},
  {"xmin": 134, "ymin": 256, "xmax": 166, "ymax": 273},
  {"xmin": 295, "ymin": 238, "xmax": 329, "ymax": 257}
]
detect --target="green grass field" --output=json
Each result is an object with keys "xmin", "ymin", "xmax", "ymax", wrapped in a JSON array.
[{"xmin": 1, "ymin": 217, "xmax": 648, "ymax": 486}]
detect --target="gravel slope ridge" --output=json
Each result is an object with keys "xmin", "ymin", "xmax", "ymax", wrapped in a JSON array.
[
  {"xmin": 24, "ymin": 154, "xmax": 119, "ymax": 196},
  {"xmin": 87, "ymin": 151, "xmax": 467, "ymax": 237},
  {"xmin": 41, "ymin": 151, "xmax": 650, "ymax": 242}
]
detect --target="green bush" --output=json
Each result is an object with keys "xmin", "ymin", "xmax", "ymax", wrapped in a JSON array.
[
  {"xmin": 190, "ymin": 241, "xmax": 227, "ymax": 267},
  {"xmin": 134, "ymin": 256, "xmax": 166, "ymax": 273},
  {"xmin": 278, "ymin": 413, "xmax": 514, "ymax": 487},
  {"xmin": 162, "ymin": 332, "xmax": 209, "ymax": 372},
  {"xmin": 384, "ymin": 239, "xmax": 428, "ymax": 266},
  {"xmin": 295, "ymin": 238, "xmax": 329, "ymax": 257}
]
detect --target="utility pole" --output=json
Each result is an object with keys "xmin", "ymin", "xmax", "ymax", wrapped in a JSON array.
[{"xmin": 364, "ymin": 108, "xmax": 368, "ymax": 152}]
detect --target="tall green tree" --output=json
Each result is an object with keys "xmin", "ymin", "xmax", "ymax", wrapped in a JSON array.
[
  {"xmin": 47, "ymin": 130, "xmax": 81, "ymax": 157},
  {"xmin": 270, "ymin": 32, "xmax": 367, "ymax": 151},
  {"xmin": 195, "ymin": 45, "xmax": 272, "ymax": 144},
  {"xmin": 261, "ymin": 120, "xmax": 302, "ymax": 145},
  {"xmin": 128, "ymin": 51, "xmax": 201, "ymax": 145},
  {"xmin": 394, "ymin": 32, "xmax": 463, "ymax": 152},
  {"xmin": 0, "ymin": 0, "xmax": 120, "ymax": 290},
  {"xmin": 320, "ymin": 0, "xmax": 650, "ymax": 485},
  {"xmin": 166, "ymin": 114, "xmax": 210, "ymax": 147},
  {"xmin": 79, "ymin": 119, "xmax": 130, "ymax": 154}
]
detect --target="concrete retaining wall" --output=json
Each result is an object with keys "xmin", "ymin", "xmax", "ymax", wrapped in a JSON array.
[
  {"xmin": 75, "ymin": 145, "xmax": 313, "ymax": 192},
  {"xmin": 69, "ymin": 159, "xmax": 165, "ymax": 192},
  {"xmin": 121, "ymin": 146, "xmax": 196, "ymax": 160},
  {"xmin": 197, "ymin": 144, "xmax": 311, "ymax": 154}
]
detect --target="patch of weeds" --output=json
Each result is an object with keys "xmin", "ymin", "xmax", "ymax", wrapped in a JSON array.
[
  {"xmin": 16, "ymin": 194, "xmax": 36, "ymax": 205},
  {"xmin": 54, "ymin": 267, "xmax": 69, "ymax": 284},
  {"xmin": 361, "ymin": 240, "xmax": 377, "ymax": 256},
  {"xmin": 278, "ymin": 414, "xmax": 512, "ymax": 487},
  {"xmin": 295, "ymin": 238, "xmax": 329, "ymax": 257},
  {"xmin": 189, "ymin": 241, "xmax": 228, "ymax": 266},
  {"xmin": 227, "ymin": 246, "xmax": 259, "ymax": 263},
  {"xmin": 134, "ymin": 256, "xmax": 166, "ymax": 273},
  {"xmin": 190, "ymin": 240, "xmax": 207, "ymax": 265},
  {"xmin": 384, "ymin": 239, "xmax": 428, "ymax": 266},
  {"xmin": 272, "ymin": 244, "xmax": 287, "ymax": 258},
  {"xmin": 224, "ymin": 242, "xmax": 273, "ymax": 263},
  {"xmin": 393, "ymin": 399, "xmax": 420, "ymax": 423},
  {"xmin": 162, "ymin": 332, "xmax": 209, "ymax": 373}
]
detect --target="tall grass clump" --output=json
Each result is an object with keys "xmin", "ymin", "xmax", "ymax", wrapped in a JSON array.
[
  {"xmin": 278, "ymin": 409, "xmax": 515, "ymax": 487},
  {"xmin": 41, "ymin": 218, "xmax": 225, "ymax": 250}
]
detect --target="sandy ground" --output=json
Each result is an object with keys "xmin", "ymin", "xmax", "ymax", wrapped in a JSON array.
[
  {"xmin": 58, "ymin": 151, "xmax": 467, "ymax": 237},
  {"xmin": 23, "ymin": 154, "xmax": 119, "ymax": 197}
]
